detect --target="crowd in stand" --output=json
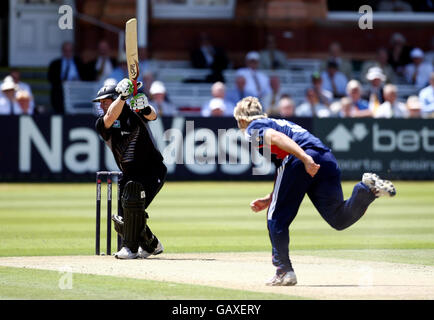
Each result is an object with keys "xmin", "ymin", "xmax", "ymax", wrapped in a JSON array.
[{"xmin": 0, "ymin": 32, "xmax": 433, "ymax": 119}]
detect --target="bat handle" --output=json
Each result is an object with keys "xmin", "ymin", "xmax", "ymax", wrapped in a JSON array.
[
  {"xmin": 132, "ymin": 80, "xmax": 138, "ymax": 96},
  {"xmin": 132, "ymin": 79, "xmax": 140, "ymax": 113}
]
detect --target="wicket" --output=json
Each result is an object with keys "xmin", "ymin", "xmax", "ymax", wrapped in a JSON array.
[{"xmin": 95, "ymin": 171, "xmax": 123, "ymax": 255}]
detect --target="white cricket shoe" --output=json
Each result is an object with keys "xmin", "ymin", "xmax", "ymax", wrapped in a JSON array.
[
  {"xmin": 266, "ymin": 271, "xmax": 297, "ymax": 286},
  {"xmin": 138, "ymin": 240, "xmax": 164, "ymax": 259},
  {"xmin": 114, "ymin": 247, "xmax": 138, "ymax": 259},
  {"xmin": 362, "ymin": 173, "xmax": 396, "ymax": 198}
]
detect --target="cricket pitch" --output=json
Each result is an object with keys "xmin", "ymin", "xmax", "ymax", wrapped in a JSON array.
[{"xmin": 0, "ymin": 252, "xmax": 433, "ymax": 300}]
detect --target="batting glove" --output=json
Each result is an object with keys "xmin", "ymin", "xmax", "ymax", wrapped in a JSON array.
[
  {"xmin": 130, "ymin": 93, "xmax": 152, "ymax": 115},
  {"xmin": 115, "ymin": 78, "xmax": 133, "ymax": 100}
]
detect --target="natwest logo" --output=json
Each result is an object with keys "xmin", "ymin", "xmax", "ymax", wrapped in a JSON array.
[{"xmin": 373, "ymin": 124, "xmax": 434, "ymax": 153}]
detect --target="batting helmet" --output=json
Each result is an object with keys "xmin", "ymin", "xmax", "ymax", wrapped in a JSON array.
[{"xmin": 92, "ymin": 84, "xmax": 119, "ymax": 102}]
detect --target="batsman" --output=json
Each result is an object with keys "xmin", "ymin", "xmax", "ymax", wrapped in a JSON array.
[{"xmin": 93, "ymin": 78, "xmax": 165, "ymax": 259}]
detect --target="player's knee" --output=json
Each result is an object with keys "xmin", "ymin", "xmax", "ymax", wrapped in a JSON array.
[
  {"xmin": 332, "ymin": 224, "xmax": 347, "ymax": 231},
  {"xmin": 121, "ymin": 180, "xmax": 146, "ymax": 209},
  {"xmin": 327, "ymin": 217, "xmax": 348, "ymax": 231}
]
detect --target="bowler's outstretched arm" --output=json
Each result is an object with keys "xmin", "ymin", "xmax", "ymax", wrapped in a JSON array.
[{"xmin": 264, "ymin": 129, "xmax": 320, "ymax": 177}]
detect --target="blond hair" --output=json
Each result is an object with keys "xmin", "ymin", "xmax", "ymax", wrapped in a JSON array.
[
  {"xmin": 346, "ymin": 79, "xmax": 362, "ymax": 95},
  {"xmin": 233, "ymin": 96, "xmax": 267, "ymax": 122}
]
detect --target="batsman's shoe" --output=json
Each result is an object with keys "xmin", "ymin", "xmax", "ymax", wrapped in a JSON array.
[
  {"xmin": 266, "ymin": 271, "xmax": 297, "ymax": 286},
  {"xmin": 114, "ymin": 247, "xmax": 138, "ymax": 259},
  {"xmin": 138, "ymin": 240, "xmax": 164, "ymax": 259},
  {"xmin": 362, "ymin": 173, "xmax": 396, "ymax": 198}
]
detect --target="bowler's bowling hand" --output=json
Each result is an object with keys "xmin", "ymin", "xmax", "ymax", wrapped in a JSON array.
[
  {"xmin": 250, "ymin": 194, "xmax": 272, "ymax": 213},
  {"xmin": 303, "ymin": 155, "xmax": 320, "ymax": 178}
]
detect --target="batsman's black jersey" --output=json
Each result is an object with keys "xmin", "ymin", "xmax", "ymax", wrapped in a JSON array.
[{"xmin": 95, "ymin": 104, "xmax": 165, "ymax": 180}]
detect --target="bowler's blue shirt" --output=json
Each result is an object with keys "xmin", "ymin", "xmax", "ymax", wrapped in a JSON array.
[{"xmin": 245, "ymin": 118, "xmax": 330, "ymax": 160}]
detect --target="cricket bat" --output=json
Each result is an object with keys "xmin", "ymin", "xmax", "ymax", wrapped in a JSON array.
[{"xmin": 125, "ymin": 18, "xmax": 139, "ymax": 97}]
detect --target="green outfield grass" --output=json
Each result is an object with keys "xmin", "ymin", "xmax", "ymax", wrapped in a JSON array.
[
  {"xmin": 0, "ymin": 181, "xmax": 433, "ymax": 299},
  {"xmin": 0, "ymin": 181, "xmax": 433, "ymax": 259}
]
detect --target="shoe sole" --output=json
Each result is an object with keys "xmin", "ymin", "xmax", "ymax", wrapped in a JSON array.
[
  {"xmin": 282, "ymin": 279, "xmax": 297, "ymax": 286},
  {"xmin": 376, "ymin": 179, "xmax": 396, "ymax": 196},
  {"xmin": 362, "ymin": 173, "xmax": 379, "ymax": 187},
  {"xmin": 266, "ymin": 273, "xmax": 297, "ymax": 286},
  {"xmin": 137, "ymin": 247, "xmax": 163, "ymax": 259},
  {"xmin": 266, "ymin": 280, "xmax": 297, "ymax": 286},
  {"xmin": 363, "ymin": 173, "xmax": 396, "ymax": 197},
  {"xmin": 115, "ymin": 255, "xmax": 138, "ymax": 259},
  {"xmin": 115, "ymin": 252, "xmax": 138, "ymax": 259}
]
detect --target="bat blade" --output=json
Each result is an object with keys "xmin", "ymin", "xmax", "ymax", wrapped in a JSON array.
[{"xmin": 125, "ymin": 18, "xmax": 139, "ymax": 96}]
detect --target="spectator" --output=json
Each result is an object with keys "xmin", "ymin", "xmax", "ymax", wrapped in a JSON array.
[
  {"xmin": 387, "ymin": 32, "xmax": 412, "ymax": 76},
  {"xmin": 207, "ymin": 98, "xmax": 227, "ymax": 117},
  {"xmin": 321, "ymin": 60, "xmax": 348, "ymax": 98},
  {"xmin": 109, "ymin": 52, "xmax": 129, "ymax": 83},
  {"xmin": 8, "ymin": 68, "xmax": 35, "ymax": 113},
  {"xmin": 262, "ymin": 75, "xmax": 285, "ymax": 113},
  {"xmin": 226, "ymin": 73, "xmax": 255, "ymax": 106},
  {"xmin": 404, "ymin": 48, "xmax": 433, "ymax": 90},
  {"xmin": 419, "ymin": 72, "xmax": 434, "ymax": 118},
  {"xmin": 9, "ymin": 68, "xmax": 33, "ymax": 98},
  {"xmin": 87, "ymin": 40, "xmax": 117, "ymax": 82},
  {"xmin": 337, "ymin": 97, "xmax": 354, "ymax": 118},
  {"xmin": 149, "ymin": 81, "xmax": 177, "ymax": 116},
  {"xmin": 202, "ymin": 81, "xmax": 234, "ymax": 117},
  {"xmin": 259, "ymin": 34, "xmax": 287, "ymax": 70},
  {"xmin": 321, "ymin": 42, "xmax": 353, "ymax": 79},
  {"xmin": 360, "ymin": 47, "xmax": 396, "ymax": 84},
  {"xmin": 47, "ymin": 41, "xmax": 85, "ymax": 114},
  {"xmin": 0, "ymin": 77, "xmax": 20, "ymax": 114},
  {"xmin": 236, "ymin": 51, "xmax": 272, "ymax": 104},
  {"xmin": 406, "ymin": 95, "xmax": 422, "ymax": 118},
  {"xmin": 375, "ymin": 84, "xmax": 408, "ymax": 118},
  {"xmin": 15, "ymin": 90, "xmax": 33, "ymax": 115},
  {"xmin": 345, "ymin": 80, "xmax": 372, "ymax": 118},
  {"xmin": 277, "ymin": 97, "xmax": 295, "ymax": 118},
  {"xmin": 295, "ymin": 88, "xmax": 331, "ymax": 118},
  {"xmin": 311, "ymin": 72, "xmax": 333, "ymax": 107},
  {"xmin": 363, "ymin": 67, "xmax": 386, "ymax": 116},
  {"xmin": 190, "ymin": 32, "xmax": 229, "ymax": 83}
]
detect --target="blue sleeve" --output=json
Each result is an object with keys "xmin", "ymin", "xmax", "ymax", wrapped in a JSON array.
[{"xmin": 245, "ymin": 121, "xmax": 272, "ymax": 142}]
